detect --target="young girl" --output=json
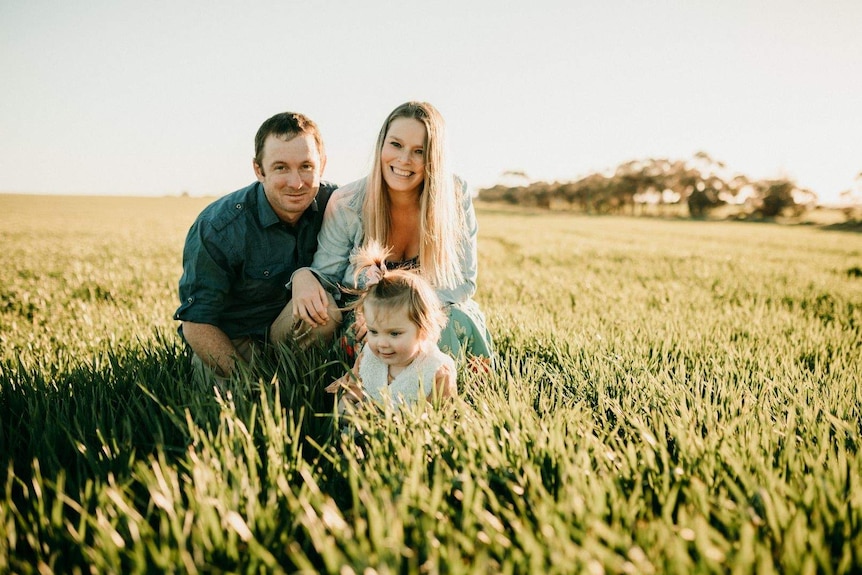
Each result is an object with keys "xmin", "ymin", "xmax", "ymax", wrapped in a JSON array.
[{"xmin": 325, "ymin": 241, "xmax": 456, "ymax": 411}]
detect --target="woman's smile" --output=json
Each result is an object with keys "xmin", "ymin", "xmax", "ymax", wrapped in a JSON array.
[{"xmin": 391, "ymin": 166, "xmax": 414, "ymax": 178}]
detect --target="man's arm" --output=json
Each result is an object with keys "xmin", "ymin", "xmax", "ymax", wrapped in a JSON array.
[{"xmin": 182, "ymin": 321, "xmax": 243, "ymax": 377}]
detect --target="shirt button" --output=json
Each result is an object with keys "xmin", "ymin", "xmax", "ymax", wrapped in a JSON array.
[
  {"xmin": 263, "ymin": 270, "xmax": 270, "ymax": 277},
  {"xmin": 235, "ymin": 203, "xmax": 242, "ymax": 210}
]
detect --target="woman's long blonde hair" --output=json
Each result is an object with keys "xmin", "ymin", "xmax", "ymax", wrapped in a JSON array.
[{"xmin": 362, "ymin": 101, "xmax": 465, "ymax": 290}]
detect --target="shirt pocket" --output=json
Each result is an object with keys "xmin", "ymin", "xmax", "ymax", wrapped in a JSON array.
[{"xmin": 236, "ymin": 262, "xmax": 290, "ymax": 305}]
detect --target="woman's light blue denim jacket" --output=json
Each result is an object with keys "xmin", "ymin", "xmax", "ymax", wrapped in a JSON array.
[{"xmin": 295, "ymin": 175, "xmax": 478, "ymax": 305}]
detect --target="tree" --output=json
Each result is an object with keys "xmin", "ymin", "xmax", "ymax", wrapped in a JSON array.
[
  {"xmin": 687, "ymin": 188, "xmax": 719, "ymax": 218},
  {"xmin": 757, "ymin": 180, "xmax": 796, "ymax": 218},
  {"xmin": 838, "ymin": 171, "xmax": 862, "ymax": 221}
]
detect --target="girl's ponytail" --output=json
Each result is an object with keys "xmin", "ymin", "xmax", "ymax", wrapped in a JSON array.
[{"xmin": 351, "ymin": 240, "xmax": 391, "ymax": 290}]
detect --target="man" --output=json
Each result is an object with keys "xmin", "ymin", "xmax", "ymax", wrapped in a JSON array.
[{"xmin": 174, "ymin": 112, "xmax": 338, "ymax": 379}]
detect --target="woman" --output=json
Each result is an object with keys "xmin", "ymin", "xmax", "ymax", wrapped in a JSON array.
[{"xmin": 275, "ymin": 101, "xmax": 493, "ymax": 365}]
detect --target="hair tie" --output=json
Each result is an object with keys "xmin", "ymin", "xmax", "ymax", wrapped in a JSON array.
[{"xmin": 365, "ymin": 261, "xmax": 387, "ymax": 287}]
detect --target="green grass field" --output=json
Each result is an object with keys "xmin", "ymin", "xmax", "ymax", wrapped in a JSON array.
[{"xmin": 1, "ymin": 193, "xmax": 860, "ymax": 573}]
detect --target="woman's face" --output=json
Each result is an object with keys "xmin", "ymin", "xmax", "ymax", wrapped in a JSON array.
[{"xmin": 380, "ymin": 117, "xmax": 427, "ymax": 195}]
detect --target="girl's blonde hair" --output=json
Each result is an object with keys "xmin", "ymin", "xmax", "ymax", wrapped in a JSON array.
[
  {"xmin": 351, "ymin": 240, "xmax": 447, "ymax": 344},
  {"xmin": 363, "ymin": 101, "xmax": 466, "ymax": 290}
]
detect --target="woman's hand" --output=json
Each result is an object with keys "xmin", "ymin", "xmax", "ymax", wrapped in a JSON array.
[{"xmin": 291, "ymin": 269, "xmax": 331, "ymax": 328}]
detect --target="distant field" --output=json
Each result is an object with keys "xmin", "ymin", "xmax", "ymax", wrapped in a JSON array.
[{"xmin": 1, "ymin": 193, "xmax": 861, "ymax": 573}]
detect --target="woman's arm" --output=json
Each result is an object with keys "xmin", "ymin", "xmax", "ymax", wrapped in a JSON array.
[
  {"xmin": 436, "ymin": 178, "xmax": 478, "ymax": 304},
  {"xmin": 310, "ymin": 181, "xmax": 365, "ymax": 288},
  {"xmin": 289, "ymin": 182, "xmax": 365, "ymax": 327}
]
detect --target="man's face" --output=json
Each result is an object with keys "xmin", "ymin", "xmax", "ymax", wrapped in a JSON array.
[{"xmin": 254, "ymin": 133, "xmax": 325, "ymax": 225}]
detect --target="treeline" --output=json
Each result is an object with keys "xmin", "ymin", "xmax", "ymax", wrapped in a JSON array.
[{"xmin": 477, "ymin": 152, "xmax": 829, "ymax": 219}]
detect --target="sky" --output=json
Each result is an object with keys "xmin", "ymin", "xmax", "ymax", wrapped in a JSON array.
[{"xmin": 1, "ymin": 0, "xmax": 860, "ymax": 204}]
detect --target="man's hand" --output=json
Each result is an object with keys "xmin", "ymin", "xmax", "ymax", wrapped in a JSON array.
[{"xmin": 181, "ymin": 321, "xmax": 242, "ymax": 377}]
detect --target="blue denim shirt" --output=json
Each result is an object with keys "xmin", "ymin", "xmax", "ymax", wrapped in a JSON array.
[
  {"xmin": 174, "ymin": 180, "xmax": 336, "ymax": 339},
  {"xmin": 301, "ymin": 176, "xmax": 478, "ymax": 305}
]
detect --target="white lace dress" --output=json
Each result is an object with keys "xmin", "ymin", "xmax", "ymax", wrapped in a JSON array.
[{"xmin": 359, "ymin": 343, "xmax": 455, "ymax": 406}]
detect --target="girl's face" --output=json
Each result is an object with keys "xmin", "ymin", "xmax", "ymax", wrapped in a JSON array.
[
  {"xmin": 380, "ymin": 117, "xmax": 427, "ymax": 196},
  {"xmin": 363, "ymin": 302, "xmax": 424, "ymax": 369}
]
